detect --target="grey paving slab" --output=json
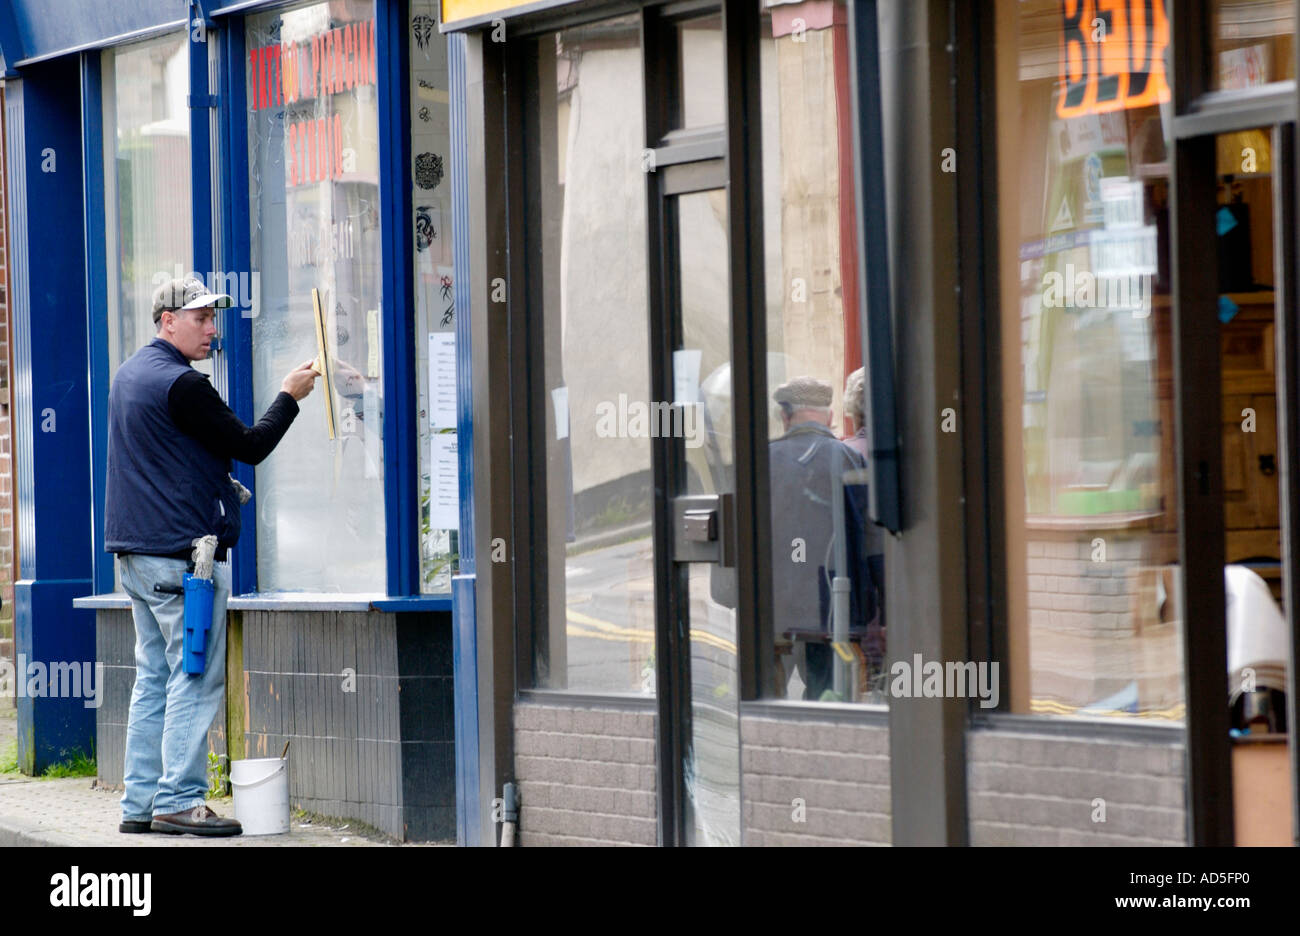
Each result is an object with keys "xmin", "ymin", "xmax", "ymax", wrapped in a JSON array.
[
  {"xmin": 0, "ymin": 706, "xmax": 437, "ymax": 847},
  {"xmin": 0, "ymin": 776, "xmax": 398, "ymax": 847}
]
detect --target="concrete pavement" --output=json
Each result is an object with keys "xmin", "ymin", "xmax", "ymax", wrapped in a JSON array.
[{"xmin": 0, "ymin": 703, "xmax": 412, "ymax": 847}]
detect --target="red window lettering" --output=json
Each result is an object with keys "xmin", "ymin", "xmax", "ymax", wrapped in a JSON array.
[
  {"xmin": 345, "ymin": 24, "xmax": 355, "ymax": 90},
  {"xmin": 268, "ymin": 44, "xmax": 282, "ymax": 108},
  {"xmin": 248, "ymin": 49, "xmax": 260, "ymax": 110}
]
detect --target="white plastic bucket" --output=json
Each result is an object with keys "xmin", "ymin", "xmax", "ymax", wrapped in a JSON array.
[{"xmin": 230, "ymin": 757, "xmax": 290, "ymax": 835}]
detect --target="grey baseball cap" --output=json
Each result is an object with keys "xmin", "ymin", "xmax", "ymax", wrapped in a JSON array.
[{"xmin": 152, "ymin": 276, "xmax": 233, "ymax": 324}]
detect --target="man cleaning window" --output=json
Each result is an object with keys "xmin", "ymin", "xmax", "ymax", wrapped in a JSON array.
[{"xmin": 105, "ymin": 276, "xmax": 319, "ymax": 836}]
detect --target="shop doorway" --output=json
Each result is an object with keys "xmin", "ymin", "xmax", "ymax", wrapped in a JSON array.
[
  {"xmin": 656, "ymin": 176, "xmax": 741, "ymax": 846},
  {"xmin": 641, "ymin": 5, "xmax": 746, "ymax": 847},
  {"xmin": 511, "ymin": 0, "xmax": 881, "ymax": 846}
]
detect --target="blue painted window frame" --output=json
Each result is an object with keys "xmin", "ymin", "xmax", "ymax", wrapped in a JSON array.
[
  {"xmin": 81, "ymin": 51, "xmax": 112, "ymax": 596},
  {"xmin": 215, "ymin": 0, "xmax": 418, "ymax": 596},
  {"xmin": 376, "ymin": 0, "xmax": 419, "ymax": 597},
  {"xmin": 214, "ymin": 9, "xmax": 259, "ymax": 596},
  {"xmin": 84, "ymin": 0, "xmax": 426, "ymax": 601}
]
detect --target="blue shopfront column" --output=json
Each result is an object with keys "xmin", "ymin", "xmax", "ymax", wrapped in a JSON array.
[{"xmin": 5, "ymin": 58, "xmax": 95, "ymax": 774}]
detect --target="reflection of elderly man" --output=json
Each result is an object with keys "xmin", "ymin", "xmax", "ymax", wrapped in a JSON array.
[{"xmin": 768, "ymin": 376, "xmax": 874, "ymax": 700}]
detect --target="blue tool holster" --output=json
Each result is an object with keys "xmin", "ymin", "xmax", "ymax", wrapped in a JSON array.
[{"xmin": 181, "ymin": 573, "xmax": 216, "ymax": 675}]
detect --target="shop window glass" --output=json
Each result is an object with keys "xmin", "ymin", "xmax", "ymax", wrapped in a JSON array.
[
  {"xmin": 247, "ymin": 0, "xmax": 384, "ymax": 591},
  {"xmin": 102, "ymin": 33, "xmax": 195, "ymax": 594},
  {"xmin": 1211, "ymin": 0, "xmax": 1295, "ymax": 90},
  {"xmin": 1209, "ymin": 130, "xmax": 1290, "ymax": 766},
  {"xmin": 410, "ymin": 0, "xmax": 457, "ymax": 593},
  {"xmin": 103, "ymin": 34, "xmax": 195, "ymax": 379},
  {"xmin": 997, "ymin": 0, "xmax": 1183, "ymax": 718},
  {"xmin": 675, "ymin": 13, "xmax": 724, "ymax": 129},
  {"xmin": 758, "ymin": 1, "xmax": 888, "ymax": 704},
  {"xmin": 527, "ymin": 15, "xmax": 653, "ymax": 692}
]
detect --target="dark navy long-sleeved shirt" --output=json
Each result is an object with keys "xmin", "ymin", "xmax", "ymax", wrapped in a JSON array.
[{"xmin": 167, "ymin": 370, "xmax": 299, "ymax": 465}]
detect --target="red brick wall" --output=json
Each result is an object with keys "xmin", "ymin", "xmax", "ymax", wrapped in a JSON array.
[{"xmin": 0, "ymin": 85, "xmax": 14, "ymax": 640}]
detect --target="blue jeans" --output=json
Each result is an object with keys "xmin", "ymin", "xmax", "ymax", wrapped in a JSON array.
[{"xmin": 118, "ymin": 554, "xmax": 231, "ymax": 820}]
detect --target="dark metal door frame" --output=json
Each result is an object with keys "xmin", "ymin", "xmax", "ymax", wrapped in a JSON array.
[
  {"xmin": 1169, "ymin": 128, "xmax": 1233, "ymax": 848},
  {"xmin": 643, "ymin": 0, "xmax": 767, "ymax": 846}
]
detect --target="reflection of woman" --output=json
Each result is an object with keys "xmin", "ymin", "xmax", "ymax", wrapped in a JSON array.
[
  {"xmin": 839, "ymin": 366, "xmax": 886, "ymax": 686},
  {"xmin": 842, "ymin": 367, "xmax": 868, "ymax": 459}
]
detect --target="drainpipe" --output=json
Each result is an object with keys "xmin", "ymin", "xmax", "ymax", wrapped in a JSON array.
[{"xmin": 498, "ymin": 782, "xmax": 519, "ymax": 846}]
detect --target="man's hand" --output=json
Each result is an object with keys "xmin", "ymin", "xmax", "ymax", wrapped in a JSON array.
[{"xmin": 281, "ymin": 360, "xmax": 319, "ymax": 401}]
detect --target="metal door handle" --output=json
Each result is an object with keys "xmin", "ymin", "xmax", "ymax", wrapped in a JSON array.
[
  {"xmin": 683, "ymin": 508, "xmax": 717, "ymax": 543},
  {"xmin": 671, "ymin": 494, "xmax": 733, "ymax": 565}
]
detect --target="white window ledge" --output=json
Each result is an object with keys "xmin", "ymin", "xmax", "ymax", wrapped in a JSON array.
[
  {"xmin": 73, "ymin": 592, "xmax": 454, "ymax": 613},
  {"xmin": 227, "ymin": 593, "xmax": 378, "ymax": 611},
  {"xmin": 73, "ymin": 593, "xmax": 132, "ymax": 610}
]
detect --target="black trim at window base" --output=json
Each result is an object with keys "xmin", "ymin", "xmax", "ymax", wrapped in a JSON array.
[
  {"xmin": 968, "ymin": 712, "xmax": 1185, "ymax": 746},
  {"xmin": 659, "ymin": 0, "xmax": 716, "ymax": 19},
  {"xmin": 517, "ymin": 689, "xmax": 659, "ymax": 712},
  {"xmin": 740, "ymin": 700, "xmax": 889, "ymax": 727}
]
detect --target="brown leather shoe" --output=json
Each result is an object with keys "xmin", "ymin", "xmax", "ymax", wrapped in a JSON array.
[{"xmin": 151, "ymin": 804, "xmax": 242, "ymax": 837}]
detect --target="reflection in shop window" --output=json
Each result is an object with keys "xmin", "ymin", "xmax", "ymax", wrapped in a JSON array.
[
  {"xmin": 247, "ymin": 0, "xmax": 384, "ymax": 591},
  {"xmin": 675, "ymin": 13, "xmax": 724, "ymax": 129},
  {"xmin": 1211, "ymin": 0, "xmax": 1295, "ymax": 91},
  {"xmin": 758, "ymin": 1, "xmax": 886, "ymax": 704},
  {"xmin": 103, "ymin": 34, "xmax": 195, "ymax": 379},
  {"xmin": 999, "ymin": 0, "xmax": 1184, "ymax": 719},
  {"xmin": 527, "ymin": 16, "xmax": 653, "ymax": 693},
  {"xmin": 102, "ymin": 32, "xmax": 195, "ymax": 594}
]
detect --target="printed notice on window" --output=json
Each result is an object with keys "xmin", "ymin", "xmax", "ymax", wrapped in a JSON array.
[
  {"xmin": 430, "ymin": 433, "xmax": 459, "ymax": 531},
  {"xmin": 428, "ymin": 332, "xmax": 457, "ymax": 429}
]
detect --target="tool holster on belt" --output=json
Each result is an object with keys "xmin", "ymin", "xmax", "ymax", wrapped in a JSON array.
[{"xmin": 152, "ymin": 536, "xmax": 219, "ymax": 676}]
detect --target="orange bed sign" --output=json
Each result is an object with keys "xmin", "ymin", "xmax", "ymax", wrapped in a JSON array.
[{"xmin": 1057, "ymin": 0, "xmax": 1171, "ymax": 119}]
